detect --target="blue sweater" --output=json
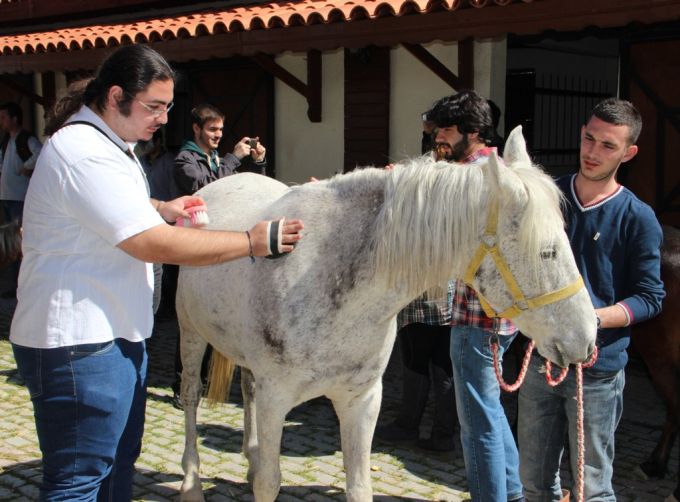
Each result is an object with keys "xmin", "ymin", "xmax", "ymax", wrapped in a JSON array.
[{"xmin": 557, "ymin": 175, "xmax": 665, "ymax": 372}]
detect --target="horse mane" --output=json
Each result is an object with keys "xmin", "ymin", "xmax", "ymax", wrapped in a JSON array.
[
  {"xmin": 372, "ymin": 156, "xmax": 485, "ymax": 298},
  {"xmin": 511, "ymin": 161, "xmax": 566, "ymax": 280},
  {"xmin": 371, "ymin": 154, "xmax": 565, "ymax": 298}
]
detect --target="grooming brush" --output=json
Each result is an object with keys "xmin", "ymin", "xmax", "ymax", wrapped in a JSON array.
[{"xmin": 176, "ymin": 203, "xmax": 210, "ymax": 228}]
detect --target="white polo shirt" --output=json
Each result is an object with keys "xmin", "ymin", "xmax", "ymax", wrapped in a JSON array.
[{"xmin": 10, "ymin": 106, "xmax": 165, "ymax": 349}]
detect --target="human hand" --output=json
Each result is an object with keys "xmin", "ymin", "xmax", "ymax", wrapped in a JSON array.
[
  {"xmin": 233, "ymin": 137, "xmax": 251, "ymax": 160},
  {"xmin": 233, "ymin": 137, "xmax": 266, "ymax": 162},
  {"xmin": 249, "ymin": 137, "xmax": 266, "ymax": 162},
  {"xmin": 248, "ymin": 218, "xmax": 304, "ymax": 257},
  {"xmin": 158, "ymin": 196, "xmax": 206, "ymax": 223}
]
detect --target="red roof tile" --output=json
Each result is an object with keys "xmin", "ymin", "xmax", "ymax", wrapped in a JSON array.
[{"xmin": 0, "ymin": 0, "xmax": 528, "ymax": 55}]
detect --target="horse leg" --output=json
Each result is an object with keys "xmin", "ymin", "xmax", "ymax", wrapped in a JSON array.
[
  {"xmin": 250, "ymin": 381, "xmax": 290, "ymax": 502},
  {"xmin": 178, "ymin": 327, "xmax": 209, "ymax": 501},
  {"xmin": 331, "ymin": 380, "xmax": 382, "ymax": 502},
  {"xmin": 240, "ymin": 367, "xmax": 259, "ymax": 485},
  {"xmin": 639, "ymin": 363, "xmax": 679, "ymax": 479}
]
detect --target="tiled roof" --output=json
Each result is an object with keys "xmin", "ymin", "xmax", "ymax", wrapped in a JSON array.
[{"xmin": 0, "ymin": 0, "xmax": 524, "ymax": 55}]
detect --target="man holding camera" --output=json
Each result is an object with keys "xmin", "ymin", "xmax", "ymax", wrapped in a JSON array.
[
  {"xmin": 174, "ymin": 102, "xmax": 267, "ymax": 195},
  {"xmin": 171, "ymin": 102, "xmax": 267, "ymax": 408}
]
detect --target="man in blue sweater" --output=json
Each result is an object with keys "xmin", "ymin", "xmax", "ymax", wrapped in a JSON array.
[{"xmin": 518, "ymin": 98, "xmax": 665, "ymax": 500}]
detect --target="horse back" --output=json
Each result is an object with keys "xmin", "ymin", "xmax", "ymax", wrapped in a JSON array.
[{"xmin": 177, "ymin": 172, "xmax": 396, "ymax": 384}]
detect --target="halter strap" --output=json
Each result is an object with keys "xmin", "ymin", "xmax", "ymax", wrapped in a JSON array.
[{"xmin": 463, "ymin": 197, "xmax": 585, "ymax": 320}]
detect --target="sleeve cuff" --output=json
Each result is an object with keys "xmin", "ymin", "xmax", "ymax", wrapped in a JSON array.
[{"xmin": 616, "ymin": 302, "xmax": 632, "ymax": 327}]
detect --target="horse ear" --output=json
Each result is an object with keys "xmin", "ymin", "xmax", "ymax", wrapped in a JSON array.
[
  {"xmin": 485, "ymin": 149, "xmax": 502, "ymax": 193},
  {"xmin": 503, "ymin": 126, "xmax": 531, "ymax": 166}
]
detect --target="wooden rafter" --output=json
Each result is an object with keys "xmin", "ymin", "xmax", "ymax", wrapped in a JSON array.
[
  {"xmin": 0, "ymin": 75, "xmax": 46, "ymax": 106},
  {"xmin": 251, "ymin": 50, "xmax": 321, "ymax": 122},
  {"xmin": 402, "ymin": 38, "xmax": 474, "ymax": 91}
]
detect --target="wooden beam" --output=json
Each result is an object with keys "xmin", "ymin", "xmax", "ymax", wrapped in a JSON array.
[
  {"xmin": 252, "ymin": 53, "xmax": 307, "ymax": 95},
  {"xmin": 251, "ymin": 52, "xmax": 322, "ymax": 123},
  {"xmin": 0, "ymin": 75, "xmax": 46, "ymax": 106},
  {"xmin": 41, "ymin": 72, "xmax": 57, "ymax": 110},
  {"xmin": 458, "ymin": 37, "xmax": 474, "ymax": 90},
  {"xmin": 402, "ymin": 43, "xmax": 463, "ymax": 90},
  {"xmin": 306, "ymin": 49, "xmax": 321, "ymax": 122}
]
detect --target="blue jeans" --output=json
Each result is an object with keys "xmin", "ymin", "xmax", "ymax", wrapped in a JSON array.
[
  {"xmin": 12, "ymin": 338, "xmax": 147, "ymax": 501},
  {"xmin": 450, "ymin": 326, "xmax": 522, "ymax": 501},
  {"xmin": 518, "ymin": 354, "xmax": 624, "ymax": 501}
]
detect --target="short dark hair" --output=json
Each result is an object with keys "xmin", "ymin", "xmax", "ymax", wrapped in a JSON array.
[
  {"xmin": 590, "ymin": 98, "xmax": 642, "ymax": 145},
  {"xmin": 0, "ymin": 102, "xmax": 23, "ymax": 125},
  {"xmin": 190, "ymin": 103, "xmax": 224, "ymax": 129},
  {"xmin": 426, "ymin": 90, "xmax": 495, "ymax": 145},
  {"xmin": 45, "ymin": 44, "xmax": 176, "ymax": 135}
]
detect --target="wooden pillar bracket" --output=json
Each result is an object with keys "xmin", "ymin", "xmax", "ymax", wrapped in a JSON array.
[
  {"xmin": 402, "ymin": 39, "xmax": 474, "ymax": 91},
  {"xmin": 252, "ymin": 51, "xmax": 321, "ymax": 122}
]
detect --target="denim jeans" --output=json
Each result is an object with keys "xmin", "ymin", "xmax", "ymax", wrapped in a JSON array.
[
  {"xmin": 13, "ymin": 338, "xmax": 147, "ymax": 501},
  {"xmin": 518, "ymin": 354, "xmax": 624, "ymax": 501},
  {"xmin": 450, "ymin": 326, "xmax": 522, "ymax": 501}
]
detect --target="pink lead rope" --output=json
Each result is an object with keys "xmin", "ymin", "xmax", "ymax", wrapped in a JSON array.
[{"xmin": 491, "ymin": 336, "xmax": 598, "ymax": 502}]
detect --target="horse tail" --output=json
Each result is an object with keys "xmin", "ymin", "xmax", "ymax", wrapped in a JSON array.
[{"xmin": 204, "ymin": 351, "xmax": 236, "ymax": 407}]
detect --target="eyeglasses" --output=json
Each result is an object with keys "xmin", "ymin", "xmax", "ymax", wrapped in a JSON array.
[{"xmin": 136, "ymin": 99, "xmax": 174, "ymax": 117}]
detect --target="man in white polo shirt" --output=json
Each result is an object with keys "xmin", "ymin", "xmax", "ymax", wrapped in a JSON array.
[{"xmin": 9, "ymin": 44, "xmax": 303, "ymax": 500}]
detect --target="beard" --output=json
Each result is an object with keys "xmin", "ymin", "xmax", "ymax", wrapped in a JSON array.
[{"xmin": 435, "ymin": 134, "xmax": 470, "ymax": 162}]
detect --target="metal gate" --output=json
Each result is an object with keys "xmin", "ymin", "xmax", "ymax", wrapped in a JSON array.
[{"xmin": 505, "ymin": 69, "xmax": 613, "ymax": 172}]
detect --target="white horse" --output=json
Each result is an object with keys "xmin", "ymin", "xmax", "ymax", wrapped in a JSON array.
[{"xmin": 176, "ymin": 127, "xmax": 597, "ymax": 501}]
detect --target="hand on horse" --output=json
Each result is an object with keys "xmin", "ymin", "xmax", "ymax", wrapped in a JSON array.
[{"xmin": 248, "ymin": 218, "xmax": 304, "ymax": 257}]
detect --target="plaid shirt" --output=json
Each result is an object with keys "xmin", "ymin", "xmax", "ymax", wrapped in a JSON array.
[
  {"xmin": 450, "ymin": 147, "xmax": 516, "ymax": 336},
  {"xmin": 398, "ymin": 281, "xmax": 455, "ymax": 329}
]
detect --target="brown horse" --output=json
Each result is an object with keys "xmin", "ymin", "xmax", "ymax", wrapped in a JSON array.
[{"xmin": 633, "ymin": 225, "xmax": 679, "ymax": 496}]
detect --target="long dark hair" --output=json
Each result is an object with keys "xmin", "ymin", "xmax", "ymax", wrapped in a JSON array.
[{"xmin": 45, "ymin": 44, "xmax": 176, "ymax": 136}]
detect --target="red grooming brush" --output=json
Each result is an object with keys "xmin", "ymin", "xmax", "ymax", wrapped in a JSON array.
[{"xmin": 176, "ymin": 201, "xmax": 209, "ymax": 228}]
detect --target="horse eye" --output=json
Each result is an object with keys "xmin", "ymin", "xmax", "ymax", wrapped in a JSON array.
[{"xmin": 540, "ymin": 247, "xmax": 557, "ymax": 260}]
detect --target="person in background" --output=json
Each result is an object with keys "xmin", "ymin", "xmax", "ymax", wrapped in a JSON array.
[
  {"xmin": 375, "ymin": 107, "xmax": 458, "ymax": 452},
  {"xmin": 170, "ymin": 103, "xmax": 268, "ymax": 409},
  {"xmin": 173, "ymin": 103, "xmax": 266, "ymax": 195},
  {"xmin": 0, "ymin": 101, "xmax": 42, "ymax": 224},
  {"xmin": 436, "ymin": 91, "xmax": 523, "ymax": 502},
  {"xmin": 0, "ymin": 102, "xmax": 42, "ymax": 298},
  {"xmin": 518, "ymin": 98, "xmax": 665, "ymax": 501},
  {"xmin": 137, "ymin": 129, "xmax": 179, "ymax": 316}
]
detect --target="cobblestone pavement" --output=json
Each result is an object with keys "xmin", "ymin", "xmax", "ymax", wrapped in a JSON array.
[{"xmin": 0, "ymin": 297, "xmax": 677, "ymax": 501}]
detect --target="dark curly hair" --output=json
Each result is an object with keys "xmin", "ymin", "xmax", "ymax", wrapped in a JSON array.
[{"xmin": 426, "ymin": 90, "xmax": 495, "ymax": 145}]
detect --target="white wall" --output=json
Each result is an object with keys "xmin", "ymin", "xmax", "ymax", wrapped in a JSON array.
[
  {"xmin": 474, "ymin": 37, "xmax": 507, "ymax": 135},
  {"xmin": 389, "ymin": 38, "xmax": 507, "ymax": 162},
  {"xmin": 274, "ymin": 49, "xmax": 344, "ymax": 184}
]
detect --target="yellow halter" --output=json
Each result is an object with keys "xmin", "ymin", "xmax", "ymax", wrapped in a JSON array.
[{"xmin": 463, "ymin": 197, "xmax": 585, "ymax": 320}]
